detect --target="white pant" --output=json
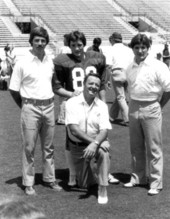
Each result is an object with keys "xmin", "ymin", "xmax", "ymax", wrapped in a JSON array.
[
  {"xmin": 21, "ymin": 102, "xmax": 56, "ymax": 186},
  {"xmin": 110, "ymin": 77, "xmax": 129, "ymax": 122},
  {"xmin": 129, "ymin": 100, "xmax": 163, "ymax": 189}
]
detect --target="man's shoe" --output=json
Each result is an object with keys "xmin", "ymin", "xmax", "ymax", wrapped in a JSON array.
[
  {"xmin": 148, "ymin": 188, "xmax": 161, "ymax": 196},
  {"xmin": 123, "ymin": 182, "xmax": 136, "ymax": 188},
  {"xmin": 44, "ymin": 181, "xmax": 62, "ymax": 191},
  {"xmin": 108, "ymin": 174, "xmax": 120, "ymax": 184},
  {"xmin": 98, "ymin": 186, "xmax": 108, "ymax": 204},
  {"xmin": 55, "ymin": 119, "xmax": 65, "ymax": 125},
  {"xmin": 109, "ymin": 117, "xmax": 115, "ymax": 123},
  {"xmin": 121, "ymin": 121, "xmax": 129, "ymax": 127},
  {"xmin": 25, "ymin": 186, "xmax": 36, "ymax": 195},
  {"xmin": 68, "ymin": 175, "xmax": 77, "ymax": 186},
  {"xmin": 98, "ymin": 196, "xmax": 108, "ymax": 204}
]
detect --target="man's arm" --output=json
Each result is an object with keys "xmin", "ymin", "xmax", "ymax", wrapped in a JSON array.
[
  {"xmin": 54, "ymin": 87, "xmax": 81, "ymax": 99},
  {"xmin": 68, "ymin": 124, "xmax": 94, "ymax": 143},
  {"xmin": 52, "ymin": 67, "xmax": 81, "ymax": 98},
  {"xmin": 9, "ymin": 89, "xmax": 22, "ymax": 108},
  {"xmin": 54, "ymin": 87, "xmax": 73, "ymax": 98},
  {"xmin": 159, "ymin": 91, "xmax": 170, "ymax": 108}
]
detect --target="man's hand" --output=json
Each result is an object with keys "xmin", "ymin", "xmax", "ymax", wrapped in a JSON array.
[
  {"xmin": 71, "ymin": 90, "xmax": 82, "ymax": 97},
  {"xmin": 100, "ymin": 141, "xmax": 110, "ymax": 152},
  {"xmin": 83, "ymin": 142, "xmax": 98, "ymax": 159}
]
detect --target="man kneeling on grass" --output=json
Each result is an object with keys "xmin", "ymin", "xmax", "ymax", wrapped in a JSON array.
[{"xmin": 65, "ymin": 73, "xmax": 112, "ymax": 204}]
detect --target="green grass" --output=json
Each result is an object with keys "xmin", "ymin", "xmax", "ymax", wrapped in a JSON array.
[{"xmin": 0, "ymin": 90, "xmax": 170, "ymax": 219}]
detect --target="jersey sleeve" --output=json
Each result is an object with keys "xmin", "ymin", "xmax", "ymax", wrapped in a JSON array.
[
  {"xmin": 52, "ymin": 54, "xmax": 67, "ymax": 91},
  {"xmin": 99, "ymin": 54, "xmax": 107, "ymax": 91}
]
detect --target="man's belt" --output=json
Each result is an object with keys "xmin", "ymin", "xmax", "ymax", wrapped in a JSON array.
[
  {"xmin": 22, "ymin": 97, "xmax": 54, "ymax": 106},
  {"xmin": 68, "ymin": 137, "xmax": 89, "ymax": 147}
]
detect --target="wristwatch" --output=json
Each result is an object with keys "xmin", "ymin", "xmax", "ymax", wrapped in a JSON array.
[{"xmin": 94, "ymin": 140, "xmax": 100, "ymax": 146}]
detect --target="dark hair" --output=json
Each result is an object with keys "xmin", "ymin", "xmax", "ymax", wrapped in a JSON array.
[
  {"xmin": 83, "ymin": 73, "xmax": 101, "ymax": 85},
  {"xmin": 4, "ymin": 44, "xmax": 10, "ymax": 52},
  {"xmin": 111, "ymin": 32, "xmax": 122, "ymax": 43},
  {"xmin": 130, "ymin": 34, "xmax": 151, "ymax": 49},
  {"xmin": 63, "ymin": 33, "xmax": 70, "ymax": 46},
  {"xmin": 63, "ymin": 33, "xmax": 70, "ymax": 39},
  {"xmin": 93, "ymin": 37, "xmax": 102, "ymax": 45},
  {"xmin": 68, "ymin": 30, "xmax": 86, "ymax": 47},
  {"xmin": 29, "ymin": 26, "xmax": 49, "ymax": 46}
]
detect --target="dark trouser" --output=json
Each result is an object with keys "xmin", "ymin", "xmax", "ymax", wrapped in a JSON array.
[{"xmin": 68, "ymin": 139, "xmax": 110, "ymax": 188}]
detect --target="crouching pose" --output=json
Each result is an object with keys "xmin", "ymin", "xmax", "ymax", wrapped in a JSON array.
[{"xmin": 65, "ymin": 73, "xmax": 112, "ymax": 204}]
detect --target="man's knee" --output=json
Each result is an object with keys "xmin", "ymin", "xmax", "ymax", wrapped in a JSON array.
[{"xmin": 98, "ymin": 147, "xmax": 110, "ymax": 160}]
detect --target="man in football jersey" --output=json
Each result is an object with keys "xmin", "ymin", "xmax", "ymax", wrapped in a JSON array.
[
  {"xmin": 52, "ymin": 30, "xmax": 119, "ymax": 186},
  {"xmin": 56, "ymin": 33, "xmax": 71, "ymax": 125}
]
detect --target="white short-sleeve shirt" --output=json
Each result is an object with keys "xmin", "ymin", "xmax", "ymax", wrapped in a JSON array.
[
  {"xmin": 126, "ymin": 55, "xmax": 170, "ymax": 101},
  {"xmin": 65, "ymin": 93, "xmax": 112, "ymax": 142},
  {"xmin": 9, "ymin": 51, "xmax": 54, "ymax": 99},
  {"xmin": 107, "ymin": 43, "xmax": 134, "ymax": 69}
]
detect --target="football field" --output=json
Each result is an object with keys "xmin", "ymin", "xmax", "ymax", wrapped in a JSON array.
[{"xmin": 0, "ymin": 89, "xmax": 170, "ymax": 219}]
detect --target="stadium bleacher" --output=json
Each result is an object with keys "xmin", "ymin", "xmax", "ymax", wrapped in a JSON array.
[{"xmin": 0, "ymin": 0, "xmax": 169, "ymax": 54}]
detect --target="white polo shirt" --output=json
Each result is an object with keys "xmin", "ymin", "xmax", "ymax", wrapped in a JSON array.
[
  {"xmin": 65, "ymin": 93, "xmax": 112, "ymax": 142},
  {"xmin": 126, "ymin": 55, "xmax": 170, "ymax": 101},
  {"xmin": 9, "ymin": 51, "xmax": 54, "ymax": 99}
]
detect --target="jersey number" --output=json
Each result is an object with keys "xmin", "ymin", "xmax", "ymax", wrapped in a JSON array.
[{"xmin": 72, "ymin": 66, "xmax": 97, "ymax": 91}]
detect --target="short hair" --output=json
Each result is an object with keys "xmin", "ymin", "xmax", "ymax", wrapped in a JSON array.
[
  {"xmin": 68, "ymin": 30, "xmax": 86, "ymax": 47},
  {"xmin": 93, "ymin": 37, "xmax": 102, "ymax": 45},
  {"xmin": 130, "ymin": 34, "xmax": 151, "ymax": 49},
  {"xmin": 29, "ymin": 26, "xmax": 49, "ymax": 46},
  {"xmin": 83, "ymin": 73, "xmax": 101, "ymax": 85},
  {"xmin": 0, "ymin": 200, "xmax": 46, "ymax": 219},
  {"xmin": 111, "ymin": 32, "xmax": 122, "ymax": 43},
  {"xmin": 63, "ymin": 33, "xmax": 70, "ymax": 40}
]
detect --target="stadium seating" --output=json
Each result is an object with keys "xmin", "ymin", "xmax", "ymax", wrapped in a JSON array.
[
  {"xmin": 115, "ymin": 0, "xmax": 170, "ymax": 32},
  {"xmin": 11, "ymin": 0, "xmax": 135, "ymax": 42},
  {"xmin": 0, "ymin": 0, "xmax": 169, "ymax": 50}
]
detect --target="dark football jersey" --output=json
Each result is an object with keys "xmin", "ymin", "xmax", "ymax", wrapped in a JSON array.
[{"xmin": 53, "ymin": 51, "xmax": 107, "ymax": 92}]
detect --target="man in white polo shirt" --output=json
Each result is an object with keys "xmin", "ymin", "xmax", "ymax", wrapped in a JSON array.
[
  {"xmin": 109, "ymin": 32, "xmax": 134, "ymax": 126},
  {"xmin": 9, "ymin": 26, "xmax": 62, "ymax": 195},
  {"xmin": 65, "ymin": 73, "xmax": 112, "ymax": 204},
  {"xmin": 124, "ymin": 33, "xmax": 170, "ymax": 195}
]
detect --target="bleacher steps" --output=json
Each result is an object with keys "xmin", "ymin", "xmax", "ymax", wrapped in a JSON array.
[{"xmin": 2, "ymin": 0, "xmax": 21, "ymax": 16}]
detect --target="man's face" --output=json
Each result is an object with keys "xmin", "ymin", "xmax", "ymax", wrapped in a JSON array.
[
  {"xmin": 84, "ymin": 75, "xmax": 101, "ymax": 99},
  {"xmin": 69, "ymin": 40, "xmax": 84, "ymax": 58},
  {"xmin": 32, "ymin": 36, "xmax": 47, "ymax": 53},
  {"xmin": 133, "ymin": 43, "xmax": 149, "ymax": 63}
]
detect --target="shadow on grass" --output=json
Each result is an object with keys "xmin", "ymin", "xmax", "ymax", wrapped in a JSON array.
[
  {"xmin": 112, "ymin": 172, "xmax": 131, "ymax": 184},
  {"xmin": 56, "ymin": 169, "xmax": 98, "ymax": 199},
  {"xmin": 78, "ymin": 184, "xmax": 98, "ymax": 200},
  {"xmin": 110, "ymin": 119, "xmax": 129, "ymax": 127},
  {"xmin": 111, "ymin": 172, "xmax": 149, "ymax": 190},
  {"xmin": 5, "ymin": 168, "xmax": 98, "ymax": 199},
  {"xmin": 5, "ymin": 168, "xmax": 93, "ymax": 196},
  {"xmin": 5, "ymin": 170, "xmax": 138, "ymax": 198},
  {"xmin": 5, "ymin": 168, "xmax": 69, "ymax": 191}
]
